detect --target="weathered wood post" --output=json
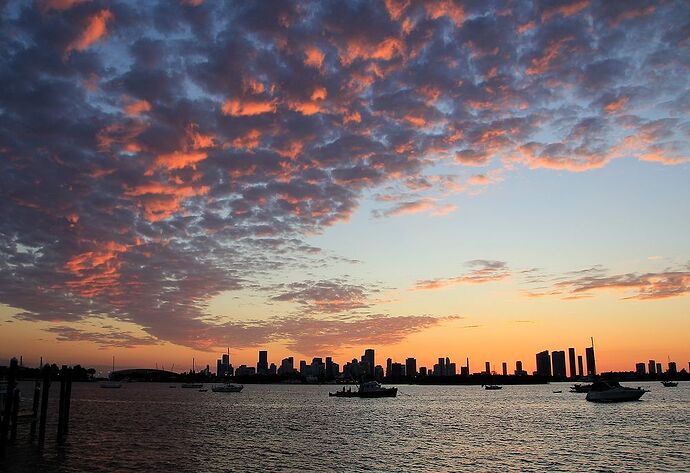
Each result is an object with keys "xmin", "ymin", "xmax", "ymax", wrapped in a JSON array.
[
  {"xmin": 57, "ymin": 365, "xmax": 67, "ymax": 444},
  {"xmin": 9, "ymin": 388, "xmax": 19, "ymax": 443},
  {"xmin": 37, "ymin": 365, "xmax": 51, "ymax": 448},
  {"xmin": 29, "ymin": 380, "xmax": 40, "ymax": 440},
  {"xmin": 0, "ymin": 357, "xmax": 18, "ymax": 457},
  {"xmin": 63, "ymin": 367, "xmax": 72, "ymax": 435}
]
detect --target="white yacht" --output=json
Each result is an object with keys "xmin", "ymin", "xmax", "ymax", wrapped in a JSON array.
[
  {"xmin": 585, "ymin": 381, "xmax": 647, "ymax": 402},
  {"xmin": 211, "ymin": 383, "xmax": 243, "ymax": 393}
]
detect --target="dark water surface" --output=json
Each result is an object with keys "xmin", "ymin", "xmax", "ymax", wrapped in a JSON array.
[{"xmin": 3, "ymin": 381, "xmax": 689, "ymax": 472}]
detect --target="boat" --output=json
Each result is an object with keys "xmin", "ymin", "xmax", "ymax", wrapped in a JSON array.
[
  {"xmin": 181, "ymin": 383, "xmax": 203, "ymax": 388},
  {"xmin": 198, "ymin": 388, "xmax": 208, "ymax": 392},
  {"xmin": 570, "ymin": 383, "xmax": 592, "ymax": 393},
  {"xmin": 483, "ymin": 384, "xmax": 502, "ymax": 390},
  {"xmin": 661, "ymin": 381, "xmax": 678, "ymax": 387},
  {"xmin": 585, "ymin": 381, "xmax": 648, "ymax": 403},
  {"xmin": 553, "ymin": 390, "xmax": 562, "ymax": 393},
  {"xmin": 329, "ymin": 381, "xmax": 397, "ymax": 398},
  {"xmin": 211, "ymin": 383, "xmax": 243, "ymax": 393},
  {"xmin": 101, "ymin": 356, "xmax": 122, "ymax": 388}
]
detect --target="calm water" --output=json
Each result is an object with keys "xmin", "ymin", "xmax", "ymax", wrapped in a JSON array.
[{"xmin": 3, "ymin": 381, "xmax": 689, "ymax": 472}]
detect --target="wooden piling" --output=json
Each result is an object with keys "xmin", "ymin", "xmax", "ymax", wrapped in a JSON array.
[
  {"xmin": 0, "ymin": 357, "xmax": 18, "ymax": 457},
  {"xmin": 29, "ymin": 381, "xmax": 40, "ymax": 440},
  {"xmin": 9, "ymin": 388, "xmax": 19, "ymax": 443},
  {"xmin": 63, "ymin": 368, "xmax": 72, "ymax": 435},
  {"xmin": 57, "ymin": 365, "xmax": 67, "ymax": 444},
  {"xmin": 37, "ymin": 365, "xmax": 50, "ymax": 448}
]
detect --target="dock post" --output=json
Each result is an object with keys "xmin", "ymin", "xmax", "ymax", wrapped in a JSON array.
[
  {"xmin": 9, "ymin": 388, "xmax": 19, "ymax": 443},
  {"xmin": 0, "ymin": 357, "xmax": 18, "ymax": 457},
  {"xmin": 38, "ymin": 365, "xmax": 50, "ymax": 448},
  {"xmin": 29, "ymin": 381, "xmax": 40, "ymax": 441},
  {"xmin": 57, "ymin": 365, "xmax": 67, "ymax": 444},
  {"xmin": 63, "ymin": 367, "xmax": 72, "ymax": 435}
]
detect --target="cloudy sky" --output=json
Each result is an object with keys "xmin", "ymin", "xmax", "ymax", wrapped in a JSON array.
[{"xmin": 1, "ymin": 0, "xmax": 689, "ymax": 373}]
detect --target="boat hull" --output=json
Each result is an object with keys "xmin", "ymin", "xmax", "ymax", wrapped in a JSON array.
[
  {"xmin": 211, "ymin": 385, "xmax": 243, "ymax": 393},
  {"xmin": 329, "ymin": 388, "xmax": 397, "ymax": 398},
  {"xmin": 586, "ymin": 389, "xmax": 646, "ymax": 402}
]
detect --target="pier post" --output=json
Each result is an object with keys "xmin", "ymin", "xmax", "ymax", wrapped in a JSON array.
[
  {"xmin": 9, "ymin": 388, "xmax": 19, "ymax": 443},
  {"xmin": 0, "ymin": 357, "xmax": 18, "ymax": 457},
  {"xmin": 57, "ymin": 365, "xmax": 67, "ymax": 444},
  {"xmin": 38, "ymin": 365, "xmax": 50, "ymax": 448},
  {"xmin": 29, "ymin": 381, "xmax": 40, "ymax": 440},
  {"xmin": 63, "ymin": 368, "xmax": 72, "ymax": 435}
]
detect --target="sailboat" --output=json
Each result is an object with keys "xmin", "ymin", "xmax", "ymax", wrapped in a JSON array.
[{"xmin": 101, "ymin": 356, "xmax": 122, "ymax": 388}]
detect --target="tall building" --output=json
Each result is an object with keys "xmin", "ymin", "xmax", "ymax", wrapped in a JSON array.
[
  {"xmin": 585, "ymin": 346, "xmax": 596, "ymax": 376},
  {"xmin": 577, "ymin": 355, "xmax": 584, "ymax": 378},
  {"xmin": 536, "ymin": 351, "xmax": 551, "ymax": 377},
  {"xmin": 362, "ymin": 349, "xmax": 375, "ymax": 378},
  {"xmin": 438, "ymin": 357, "xmax": 445, "ymax": 376},
  {"xmin": 515, "ymin": 360, "xmax": 524, "ymax": 376},
  {"xmin": 386, "ymin": 358, "xmax": 392, "ymax": 378},
  {"xmin": 217, "ymin": 352, "xmax": 232, "ymax": 377},
  {"xmin": 460, "ymin": 366, "xmax": 469, "ymax": 376},
  {"xmin": 552, "ymin": 350, "xmax": 567, "ymax": 379},
  {"xmin": 279, "ymin": 357, "xmax": 294, "ymax": 375},
  {"xmin": 325, "ymin": 357, "xmax": 334, "ymax": 380},
  {"xmin": 656, "ymin": 362, "xmax": 662, "ymax": 375},
  {"xmin": 257, "ymin": 350, "xmax": 268, "ymax": 375},
  {"xmin": 405, "ymin": 358, "xmax": 417, "ymax": 377},
  {"xmin": 635, "ymin": 362, "xmax": 646, "ymax": 375},
  {"xmin": 485, "ymin": 361, "xmax": 491, "ymax": 375},
  {"xmin": 419, "ymin": 367, "xmax": 428, "ymax": 376},
  {"xmin": 568, "ymin": 348, "xmax": 577, "ymax": 379},
  {"xmin": 648, "ymin": 359, "xmax": 656, "ymax": 375},
  {"xmin": 445, "ymin": 357, "xmax": 451, "ymax": 375},
  {"xmin": 447, "ymin": 362, "xmax": 456, "ymax": 376},
  {"xmin": 502, "ymin": 362, "xmax": 507, "ymax": 376},
  {"xmin": 668, "ymin": 362, "xmax": 677, "ymax": 375}
]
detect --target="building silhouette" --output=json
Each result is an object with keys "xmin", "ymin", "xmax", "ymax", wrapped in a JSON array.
[
  {"xmin": 568, "ymin": 348, "xmax": 576, "ymax": 379},
  {"xmin": 485, "ymin": 361, "xmax": 491, "ymax": 375},
  {"xmin": 257, "ymin": 350, "xmax": 268, "ymax": 375},
  {"xmin": 577, "ymin": 355, "xmax": 584, "ymax": 378},
  {"xmin": 668, "ymin": 361, "xmax": 677, "ymax": 375},
  {"xmin": 502, "ymin": 362, "xmax": 507, "ymax": 376},
  {"xmin": 585, "ymin": 346, "xmax": 596, "ymax": 376},
  {"xmin": 405, "ymin": 358, "xmax": 417, "ymax": 377},
  {"xmin": 648, "ymin": 359, "xmax": 656, "ymax": 375},
  {"xmin": 515, "ymin": 360, "xmax": 525, "ymax": 376},
  {"xmin": 536, "ymin": 350, "xmax": 551, "ymax": 377},
  {"xmin": 656, "ymin": 362, "xmax": 662, "ymax": 375},
  {"xmin": 635, "ymin": 362, "xmax": 645, "ymax": 375},
  {"xmin": 362, "ymin": 349, "xmax": 375, "ymax": 378},
  {"xmin": 552, "ymin": 350, "xmax": 566, "ymax": 379}
]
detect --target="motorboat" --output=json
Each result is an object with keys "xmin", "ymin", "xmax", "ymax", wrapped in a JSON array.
[
  {"xmin": 585, "ymin": 381, "xmax": 648, "ymax": 402},
  {"xmin": 100, "ymin": 381, "xmax": 122, "ymax": 389},
  {"xmin": 212, "ymin": 383, "xmax": 243, "ymax": 393},
  {"xmin": 329, "ymin": 381, "xmax": 397, "ymax": 398},
  {"xmin": 570, "ymin": 383, "xmax": 592, "ymax": 393},
  {"xmin": 181, "ymin": 383, "xmax": 203, "ymax": 388},
  {"xmin": 661, "ymin": 381, "xmax": 678, "ymax": 387},
  {"xmin": 483, "ymin": 384, "xmax": 502, "ymax": 390},
  {"xmin": 553, "ymin": 390, "xmax": 562, "ymax": 393}
]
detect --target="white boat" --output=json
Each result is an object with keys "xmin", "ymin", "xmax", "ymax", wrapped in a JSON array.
[
  {"xmin": 212, "ymin": 383, "xmax": 243, "ymax": 393},
  {"xmin": 586, "ymin": 381, "xmax": 647, "ymax": 402},
  {"xmin": 329, "ymin": 381, "xmax": 397, "ymax": 398}
]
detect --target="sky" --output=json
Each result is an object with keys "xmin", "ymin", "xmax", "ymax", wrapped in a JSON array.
[{"xmin": 1, "ymin": 0, "xmax": 689, "ymax": 375}]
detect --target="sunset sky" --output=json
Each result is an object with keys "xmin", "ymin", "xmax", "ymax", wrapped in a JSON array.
[{"xmin": 1, "ymin": 0, "xmax": 689, "ymax": 374}]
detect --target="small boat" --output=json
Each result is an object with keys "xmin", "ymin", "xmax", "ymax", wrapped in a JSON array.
[
  {"xmin": 586, "ymin": 381, "xmax": 648, "ymax": 403},
  {"xmin": 329, "ymin": 381, "xmax": 397, "ymax": 398},
  {"xmin": 553, "ymin": 390, "xmax": 562, "ymax": 393},
  {"xmin": 212, "ymin": 383, "xmax": 244, "ymax": 393},
  {"xmin": 100, "ymin": 381, "xmax": 122, "ymax": 389},
  {"xmin": 181, "ymin": 383, "xmax": 203, "ymax": 388},
  {"xmin": 570, "ymin": 383, "xmax": 592, "ymax": 393},
  {"xmin": 198, "ymin": 388, "xmax": 208, "ymax": 392},
  {"xmin": 661, "ymin": 381, "xmax": 678, "ymax": 387},
  {"xmin": 483, "ymin": 384, "xmax": 502, "ymax": 390}
]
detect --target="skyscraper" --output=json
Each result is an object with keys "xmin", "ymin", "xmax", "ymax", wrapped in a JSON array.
[
  {"xmin": 502, "ymin": 362, "xmax": 507, "ymax": 376},
  {"xmin": 635, "ymin": 362, "xmax": 646, "ymax": 375},
  {"xmin": 656, "ymin": 362, "xmax": 662, "ymax": 375},
  {"xmin": 536, "ymin": 350, "xmax": 551, "ymax": 377},
  {"xmin": 552, "ymin": 350, "xmax": 567, "ymax": 379},
  {"xmin": 363, "ymin": 349, "xmax": 375, "ymax": 377},
  {"xmin": 668, "ymin": 362, "xmax": 677, "ymax": 375},
  {"xmin": 386, "ymin": 358, "xmax": 392, "ymax": 378},
  {"xmin": 585, "ymin": 346, "xmax": 596, "ymax": 376},
  {"xmin": 405, "ymin": 357, "xmax": 417, "ymax": 378},
  {"xmin": 438, "ymin": 357, "xmax": 445, "ymax": 376},
  {"xmin": 568, "ymin": 348, "xmax": 577, "ymax": 379},
  {"xmin": 485, "ymin": 361, "xmax": 491, "ymax": 375},
  {"xmin": 325, "ymin": 357, "xmax": 334, "ymax": 380},
  {"xmin": 257, "ymin": 350, "xmax": 268, "ymax": 374},
  {"xmin": 515, "ymin": 360, "xmax": 524, "ymax": 376},
  {"xmin": 577, "ymin": 355, "xmax": 584, "ymax": 378},
  {"xmin": 648, "ymin": 359, "xmax": 656, "ymax": 375}
]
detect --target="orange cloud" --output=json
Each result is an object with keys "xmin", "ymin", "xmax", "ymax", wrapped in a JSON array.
[
  {"xmin": 125, "ymin": 182, "xmax": 210, "ymax": 221},
  {"xmin": 65, "ymin": 241, "xmax": 129, "ymax": 298},
  {"xmin": 304, "ymin": 46, "xmax": 325, "ymax": 69},
  {"xmin": 541, "ymin": 0, "xmax": 589, "ymax": 22},
  {"xmin": 221, "ymin": 98, "xmax": 277, "ymax": 116},
  {"xmin": 526, "ymin": 36, "xmax": 573, "ymax": 75},
  {"xmin": 603, "ymin": 95, "xmax": 629, "ymax": 114},
  {"xmin": 384, "ymin": 0, "xmax": 410, "ymax": 21},
  {"xmin": 65, "ymin": 9, "xmax": 113, "ymax": 56},
  {"xmin": 414, "ymin": 260, "xmax": 510, "ymax": 291},
  {"xmin": 425, "ymin": 0, "xmax": 464, "ymax": 25},
  {"xmin": 39, "ymin": 0, "xmax": 89, "ymax": 12},
  {"xmin": 231, "ymin": 129, "xmax": 262, "ymax": 150},
  {"xmin": 123, "ymin": 98, "xmax": 151, "ymax": 116}
]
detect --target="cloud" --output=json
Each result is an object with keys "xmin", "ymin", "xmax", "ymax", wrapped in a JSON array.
[
  {"xmin": 414, "ymin": 260, "xmax": 510, "ymax": 291},
  {"xmin": 0, "ymin": 0, "xmax": 688, "ymax": 351},
  {"xmin": 271, "ymin": 279, "xmax": 376, "ymax": 314},
  {"xmin": 47, "ymin": 326, "xmax": 160, "ymax": 348}
]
